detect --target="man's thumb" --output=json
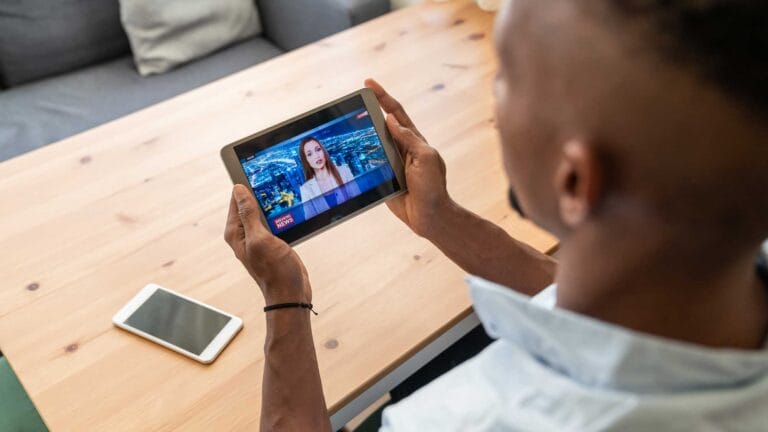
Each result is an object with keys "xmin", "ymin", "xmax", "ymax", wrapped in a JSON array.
[{"xmin": 233, "ymin": 184, "xmax": 261, "ymax": 230}]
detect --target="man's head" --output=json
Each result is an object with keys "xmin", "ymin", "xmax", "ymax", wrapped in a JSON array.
[{"xmin": 494, "ymin": 0, "xmax": 768, "ymax": 265}]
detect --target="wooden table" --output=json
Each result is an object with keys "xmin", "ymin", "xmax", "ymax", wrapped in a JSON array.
[{"xmin": 0, "ymin": 1, "xmax": 557, "ymax": 430}]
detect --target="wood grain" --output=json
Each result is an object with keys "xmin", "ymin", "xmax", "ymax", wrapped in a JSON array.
[{"xmin": 0, "ymin": 1, "xmax": 557, "ymax": 430}]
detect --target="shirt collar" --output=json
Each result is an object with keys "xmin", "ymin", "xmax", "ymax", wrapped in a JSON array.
[{"xmin": 467, "ymin": 275, "xmax": 768, "ymax": 394}]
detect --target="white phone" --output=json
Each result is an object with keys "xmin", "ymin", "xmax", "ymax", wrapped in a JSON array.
[{"xmin": 113, "ymin": 284, "xmax": 243, "ymax": 364}]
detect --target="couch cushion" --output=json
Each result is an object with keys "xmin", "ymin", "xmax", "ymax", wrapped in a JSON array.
[
  {"xmin": 120, "ymin": 0, "xmax": 262, "ymax": 76},
  {"xmin": 257, "ymin": 0, "xmax": 390, "ymax": 51},
  {"xmin": 0, "ymin": 37, "xmax": 282, "ymax": 161},
  {"xmin": 0, "ymin": 0, "xmax": 130, "ymax": 87}
]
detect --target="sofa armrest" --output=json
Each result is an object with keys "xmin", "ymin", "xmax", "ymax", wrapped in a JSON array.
[{"xmin": 256, "ymin": 0, "xmax": 390, "ymax": 51}]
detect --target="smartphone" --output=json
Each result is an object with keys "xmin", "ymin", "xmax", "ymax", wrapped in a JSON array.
[
  {"xmin": 113, "ymin": 284, "xmax": 243, "ymax": 364},
  {"xmin": 220, "ymin": 88, "xmax": 406, "ymax": 245}
]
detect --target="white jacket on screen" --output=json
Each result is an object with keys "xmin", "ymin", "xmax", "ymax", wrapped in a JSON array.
[
  {"xmin": 300, "ymin": 164, "xmax": 360, "ymax": 219},
  {"xmin": 299, "ymin": 164, "xmax": 355, "ymax": 202}
]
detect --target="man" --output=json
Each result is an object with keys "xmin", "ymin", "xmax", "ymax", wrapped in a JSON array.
[{"xmin": 224, "ymin": 0, "xmax": 768, "ymax": 430}]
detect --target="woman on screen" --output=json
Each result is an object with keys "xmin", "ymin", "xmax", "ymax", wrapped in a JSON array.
[
  {"xmin": 298, "ymin": 137, "xmax": 358, "ymax": 218},
  {"xmin": 299, "ymin": 137, "xmax": 354, "ymax": 200}
]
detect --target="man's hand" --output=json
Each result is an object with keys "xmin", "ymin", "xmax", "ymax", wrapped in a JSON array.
[
  {"xmin": 365, "ymin": 78, "xmax": 453, "ymax": 239},
  {"xmin": 225, "ymin": 185, "xmax": 331, "ymax": 431},
  {"xmin": 224, "ymin": 184, "xmax": 311, "ymax": 305},
  {"xmin": 365, "ymin": 79, "xmax": 555, "ymax": 295}
]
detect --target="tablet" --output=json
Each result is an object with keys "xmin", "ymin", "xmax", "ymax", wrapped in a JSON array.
[{"xmin": 221, "ymin": 88, "xmax": 406, "ymax": 245}]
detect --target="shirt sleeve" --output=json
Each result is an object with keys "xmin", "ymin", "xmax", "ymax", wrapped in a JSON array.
[
  {"xmin": 377, "ymin": 340, "xmax": 512, "ymax": 432},
  {"xmin": 378, "ymin": 407, "xmax": 399, "ymax": 432},
  {"xmin": 380, "ymin": 284, "xmax": 559, "ymax": 431},
  {"xmin": 530, "ymin": 284, "xmax": 557, "ymax": 309}
]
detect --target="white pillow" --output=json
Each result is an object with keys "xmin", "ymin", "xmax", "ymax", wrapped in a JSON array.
[{"xmin": 119, "ymin": 0, "xmax": 262, "ymax": 76}]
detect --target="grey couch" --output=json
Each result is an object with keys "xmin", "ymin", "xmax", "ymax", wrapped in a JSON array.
[{"xmin": 0, "ymin": 0, "xmax": 389, "ymax": 162}]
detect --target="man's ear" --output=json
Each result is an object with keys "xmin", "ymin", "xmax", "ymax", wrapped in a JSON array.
[{"xmin": 553, "ymin": 140, "xmax": 603, "ymax": 227}]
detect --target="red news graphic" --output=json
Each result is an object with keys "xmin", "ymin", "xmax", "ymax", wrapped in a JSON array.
[{"xmin": 273, "ymin": 212, "xmax": 295, "ymax": 230}]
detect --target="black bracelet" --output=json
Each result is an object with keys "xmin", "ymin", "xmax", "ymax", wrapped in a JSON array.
[{"xmin": 263, "ymin": 302, "xmax": 318, "ymax": 315}]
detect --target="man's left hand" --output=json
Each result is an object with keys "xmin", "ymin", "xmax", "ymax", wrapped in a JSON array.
[{"xmin": 224, "ymin": 184, "xmax": 312, "ymax": 306}]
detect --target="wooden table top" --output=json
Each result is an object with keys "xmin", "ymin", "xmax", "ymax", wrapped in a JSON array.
[{"xmin": 0, "ymin": 1, "xmax": 557, "ymax": 430}]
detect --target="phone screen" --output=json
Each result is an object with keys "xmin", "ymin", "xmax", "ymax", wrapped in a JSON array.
[{"xmin": 125, "ymin": 289, "xmax": 232, "ymax": 355}]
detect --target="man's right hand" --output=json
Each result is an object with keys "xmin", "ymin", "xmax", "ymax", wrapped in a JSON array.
[{"xmin": 365, "ymin": 78, "xmax": 453, "ymax": 239}]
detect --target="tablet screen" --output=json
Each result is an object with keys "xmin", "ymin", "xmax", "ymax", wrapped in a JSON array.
[{"xmin": 234, "ymin": 95, "xmax": 402, "ymax": 243}]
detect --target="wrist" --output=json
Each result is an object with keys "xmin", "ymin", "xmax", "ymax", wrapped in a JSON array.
[
  {"xmin": 262, "ymin": 280, "xmax": 311, "ymax": 307},
  {"xmin": 264, "ymin": 307, "xmax": 313, "ymax": 349},
  {"xmin": 421, "ymin": 197, "xmax": 465, "ymax": 242},
  {"xmin": 263, "ymin": 294, "xmax": 310, "ymax": 308}
]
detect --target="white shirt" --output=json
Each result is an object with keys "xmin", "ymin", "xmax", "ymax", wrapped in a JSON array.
[{"xmin": 380, "ymin": 276, "xmax": 768, "ymax": 431}]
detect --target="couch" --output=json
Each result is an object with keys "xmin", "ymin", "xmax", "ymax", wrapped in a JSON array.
[{"xmin": 0, "ymin": 0, "xmax": 390, "ymax": 162}]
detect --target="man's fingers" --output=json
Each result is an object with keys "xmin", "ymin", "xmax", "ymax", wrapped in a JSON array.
[
  {"xmin": 365, "ymin": 78, "xmax": 424, "ymax": 139},
  {"xmin": 366, "ymin": 78, "xmax": 415, "ymax": 129},
  {"xmin": 386, "ymin": 114, "xmax": 425, "ymax": 158}
]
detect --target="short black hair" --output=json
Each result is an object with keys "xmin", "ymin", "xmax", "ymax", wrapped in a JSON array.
[{"xmin": 608, "ymin": 1, "xmax": 768, "ymax": 118}]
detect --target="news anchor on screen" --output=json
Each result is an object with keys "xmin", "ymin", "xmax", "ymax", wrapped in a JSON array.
[{"xmin": 299, "ymin": 137, "xmax": 360, "ymax": 218}]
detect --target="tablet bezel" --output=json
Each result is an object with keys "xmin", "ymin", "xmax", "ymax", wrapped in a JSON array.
[{"xmin": 220, "ymin": 88, "xmax": 407, "ymax": 245}]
